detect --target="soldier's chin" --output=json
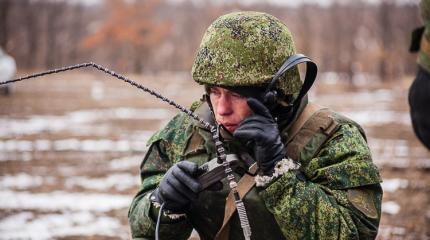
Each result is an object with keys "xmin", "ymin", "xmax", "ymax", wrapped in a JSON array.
[{"xmin": 223, "ymin": 125, "xmax": 237, "ymax": 133}]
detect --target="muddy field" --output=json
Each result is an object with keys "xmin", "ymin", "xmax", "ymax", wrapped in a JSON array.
[{"xmin": 0, "ymin": 71, "xmax": 429, "ymax": 239}]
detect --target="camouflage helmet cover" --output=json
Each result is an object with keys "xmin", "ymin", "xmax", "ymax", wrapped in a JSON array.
[
  {"xmin": 191, "ymin": 11, "xmax": 301, "ymax": 95},
  {"xmin": 420, "ymin": 0, "xmax": 430, "ymax": 23}
]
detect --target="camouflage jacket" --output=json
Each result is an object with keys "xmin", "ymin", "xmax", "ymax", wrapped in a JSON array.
[{"xmin": 128, "ymin": 101, "xmax": 382, "ymax": 240}]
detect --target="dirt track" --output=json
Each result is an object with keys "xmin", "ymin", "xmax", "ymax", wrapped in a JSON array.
[{"xmin": 0, "ymin": 71, "xmax": 428, "ymax": 239}]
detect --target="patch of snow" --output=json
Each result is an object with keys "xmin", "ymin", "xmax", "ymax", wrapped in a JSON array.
[
  {"xmin": 0, "ymin": 212, "xmax": 34, "ymax": 230},
  {"xmin": 340, "ymin": 110, "xmax": 410, "ymax": 127},
  {"xmin": 0, "ymin": 140, "xmax": 33, "ymax": 151},
  {"xmin": 0, "ymin": 174, "xmax": 44, "ymax": 189},
  {"xmin": 0, "ymin": 190, "xmax": 132, "ymax": 212},
  {"xmin": 54, "ymin": 139, "xmax": 82, "ymax": 151},
  {"xmin": 65, "ymin": 173, "xmax": 139, "ymax": 191},
  {"xmin": 381, "ymin": 179, "xmax": 408, "ymax": 193},
  {"xmin": 367, "ymin": 138, "xmax": 429, "ymax": 168},
  {"xmin": 0, "ymin": 138, "xmax": 148, "ymax": 153},
  {"xmin": 382, "ymin": 201, "xmax": 401, "ymax": 215},
  {"xmin": 35, "ymin": 139, "xmax": 52, "ymax": 151},
  {"xmin": 0, "ymin": 108, "xmax": 172, "ymax": 137},
  {"xmin": 377, "ymin": 225, "xmax": 406, "ymax": 239},
  {"xmin": 109, "ymin": 155, "xmax": 142, "ymax": 170},
  {"xmin": 0, "ymin": 152, "xmax": 32, "ymax": 162},
  {"xmin": 0, "ymin": 211, "xmax": 128, "ymax": 240}
]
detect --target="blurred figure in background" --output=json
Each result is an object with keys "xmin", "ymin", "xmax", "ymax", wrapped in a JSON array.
[
  {"xmin": 409, "ymin": 0, "xmax": 430, "ymax": 150},
  {"xmin": 0, "ymin": 47, "xmax": 16, "ymax": 96}
]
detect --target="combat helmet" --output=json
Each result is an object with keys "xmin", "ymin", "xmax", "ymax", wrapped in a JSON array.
[{"xmin": 191, "ymin": 11, "xmax": 301, "ymax": 96}]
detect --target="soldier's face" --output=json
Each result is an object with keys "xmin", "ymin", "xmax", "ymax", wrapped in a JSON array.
[{"xmin": 208, "ymin": 87, "xmax": 252, "ymax": 133}]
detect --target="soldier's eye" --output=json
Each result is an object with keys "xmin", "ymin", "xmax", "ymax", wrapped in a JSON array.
[
  {"xmin": 230, "ymin": 92, "xmax": 245, "ymax": 99},
  {"xmin": 209, "ymin": 89, "xmax": 221, "ymax": 98}
]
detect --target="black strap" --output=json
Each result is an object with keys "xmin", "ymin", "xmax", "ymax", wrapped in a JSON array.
[
  {"xmin": 410, "ymin": 26, "xmax": 425, "ymax": 53},
  {"xmin": 265, "ymin": 53, "xmax": 318, "ymax": 120}
]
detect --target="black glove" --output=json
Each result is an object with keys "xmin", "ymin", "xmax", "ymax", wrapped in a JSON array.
[
  {"xmin": 151, "ymin": 161, "xmax": 202, "ymax": 213},
  {"xmin": 233, "ymin": 98, "xmax": 286, "ymax": 175}
]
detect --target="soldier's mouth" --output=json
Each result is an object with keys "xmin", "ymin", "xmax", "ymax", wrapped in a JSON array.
[{"xmin": 222, "ymin": 123, "xmax": 238, "ymax": 133}]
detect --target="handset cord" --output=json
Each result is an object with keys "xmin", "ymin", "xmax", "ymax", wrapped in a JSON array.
[{"xmin": 155, "ymin": 203, "xmax": 165, "ymax": 240}]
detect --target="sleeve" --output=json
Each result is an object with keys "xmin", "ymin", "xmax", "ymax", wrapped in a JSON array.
[
  {"xmin": 418, "ymin": 0, "xmax": 430, "ymax": 72},
  {"xmin": 258, "ymin": 124, "xmax": 382, "ymax": 240},
  {"xmin": 409, "ymin": 67, "xmax": 430, "ymax": 150},
  {"xmin": 128, "ymin": 140, "xmax": 193, "ymax": 240}
]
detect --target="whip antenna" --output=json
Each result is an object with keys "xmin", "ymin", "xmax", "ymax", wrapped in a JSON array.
[{"xmin": 1, "ymin": 62, "xmax": 252, "ymax": 239}]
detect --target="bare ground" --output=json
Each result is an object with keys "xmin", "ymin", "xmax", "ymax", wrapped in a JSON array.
[{"xmin": 0, "ymin": 71, "xmax": 428, "ymax": 239}]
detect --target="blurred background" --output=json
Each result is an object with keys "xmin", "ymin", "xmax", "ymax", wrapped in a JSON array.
[{"xmin": 0, "ymin": 0, "xmax": 428, "ymax": 239}]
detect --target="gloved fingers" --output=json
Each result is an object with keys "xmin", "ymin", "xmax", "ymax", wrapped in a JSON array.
[
  {"xmin": 247, "ymin": 97, "xmax": 273, "ymax": 119},
  {"xmin": 159, "ymin": 181, "xmax": 189, "ymax": 206},
  {"xmin": 166, "ymin": 173, "xmax": 198, "ymax": 201},
  {"xmin": 176, "ymin": 161, "xmax": 199, "ymax": 176},
  {"xmin": 164, "ymin": 200, "xmax": 187, "ymax": 213},
  {"xmin": 234, "ymin": 128, "xmax": 265, "ymax": 143},
  {"xmin": 235, "ymin": 120, "xmax": 267, "ymax": 132},
  {"xmin": 172, "ymin": 166, "xmax": 202, "ymax": 193},
  {"xmin": 237, "ymin": 117, "xmax": 272, "ymax": 128}
]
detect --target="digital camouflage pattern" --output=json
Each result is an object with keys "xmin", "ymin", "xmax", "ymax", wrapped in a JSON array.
[
  {"xmin": 128, "ymin": 100, "xmax": 382, "ymax": 240},
  {"xmin": 418, "ymin": 0, "xmax": 430, "ymax": 72},
  {"xmin": 191, "ymin": 11, "xmax": 302, "ymax": 95},
  {"xmin": 420, "ymin": 0, "xmax": 430, "ymax": 24}
]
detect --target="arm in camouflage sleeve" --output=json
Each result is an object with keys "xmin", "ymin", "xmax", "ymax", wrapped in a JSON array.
[
  {"xmin": 128, "ymin": 141, "xmax": 193, "ymax": 240},
  {"xmin": 258, "ymin": 124, "xmax": 382, "ymax": 240},
  {"xmin": 417, "ymin": 0, "xmax": 430, "ymax": 72}
]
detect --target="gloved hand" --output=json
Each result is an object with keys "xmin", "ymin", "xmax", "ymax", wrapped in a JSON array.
[
  {"xmin": 151, "ymin": 161, "xmax": 202, "ymax": 213},
  {"xmin": 233, "ymin": 98, "xmax": 286, "ymax": 175}
]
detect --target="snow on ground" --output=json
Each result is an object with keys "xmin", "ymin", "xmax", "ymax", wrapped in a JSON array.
[
  {"xmin": 0, "ymin": 174, "xmax": 55, "ymax": 189},
  {"xmin": 381, "ymin": 179, "xmax": 408, "ymax": 193},
  {"xmin": 0, "ymin": 138, "xmax": 149, "ymax": 153},
  {"xmin": 0, "ymin": 173, "xmax": 138, "ymax": 192},
  {"xmin": 313, "ymin": 89, "xmax": 398, "ymax": 110},
  {"xmin": 340, "ymin": 110, "xmax": 411, "ymax": 127},
  {"xmin": 0, "ymin": 108, "xmax": 171, "ymax": 137},
  {"xmin": 0, "ymin": 190, "xmax": 132, "ymax": 212},
  {"xmin": 1, "ymin": 75, "xmax": 429, "ymax": 239},
  {"xmin": 65, "ymin": 173, "xmax": 139, "ymax": 191},
  {"xmin": 0, "ymin": 211, "xmax": 128, "ymax": 240},
  {"xmin": 368, "ymin": 138, "xmax": 430, "ymax": 169},
  {"xmin": 378, "ymin": 225, "xmax": 406, "ymax": 239},
  {"xmin": 382, "ymin": 201, "xmax": 401, "ymax": 215},
  {"xmin": 109, "ymin": 155, "xmax": 142, "ymax": 170}
]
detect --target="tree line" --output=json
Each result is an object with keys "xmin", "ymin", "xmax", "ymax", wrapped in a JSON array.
[{"xmin": 0, "ymin": 0, "xmax": 421, "ymax": 83}]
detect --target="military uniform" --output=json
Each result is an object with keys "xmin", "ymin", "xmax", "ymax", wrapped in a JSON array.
[
  {"xmin": 128, "ymin": 101, "xmax": 382, "ymax": 240},
  {"xmin": 409, "ymin": 0, "xmax": 430, "ymax": 150},
  {"xmin": 128, "ymin": 11, "xmax": 382, "ymax": 240}
]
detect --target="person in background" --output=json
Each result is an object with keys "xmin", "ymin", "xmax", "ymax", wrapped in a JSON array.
[
  {"xmin": 409, "ymin": 0, "xmax": 430, "ymax": 150},
  {"xmin": 0, "ymin": 47, "xmax": 16, "ymax": 96},
  {"xmin": 128, "ymin": 11, "xmax": 382, "ymax": 240}
]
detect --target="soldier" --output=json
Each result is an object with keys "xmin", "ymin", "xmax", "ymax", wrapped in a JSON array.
[
  {"xmin": 409, "ymin": 0, "xmax": 430, "ymax": 150},
  {"xmin": 128, "ymin": 11, "xmax": 382, "ymax": 240}
]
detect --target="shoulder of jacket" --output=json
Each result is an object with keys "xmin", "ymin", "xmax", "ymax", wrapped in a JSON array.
[
  {"xmin": 286, "ymin": 107, "xmax": 366, "ymax": 162},
  {"xmin": 330, "ymin": 111, "xmax": 367, "ymax": 140}
]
